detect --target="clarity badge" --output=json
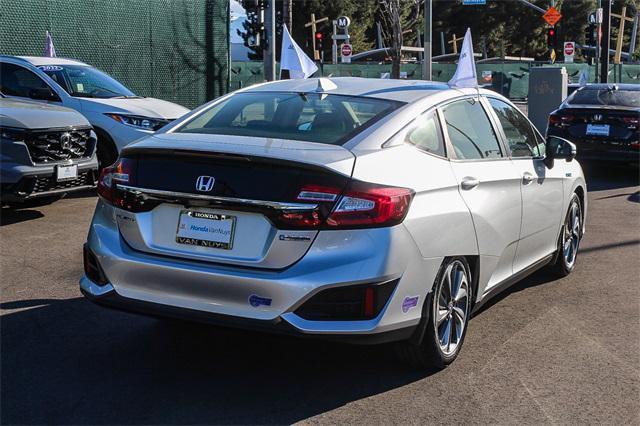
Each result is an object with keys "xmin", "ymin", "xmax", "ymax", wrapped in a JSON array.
[
  {"xmin": 248, "ymin": 294, "xmax": 272, "ymax": 308},
  {"xmin": 402, "ymin": 296, "xmax": 419, "ymax": 313}
]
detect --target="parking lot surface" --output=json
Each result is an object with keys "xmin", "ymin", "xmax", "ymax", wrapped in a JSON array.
[{"xmin": 1, "ymin": 165, "xmax": 639, "ymax": 425}]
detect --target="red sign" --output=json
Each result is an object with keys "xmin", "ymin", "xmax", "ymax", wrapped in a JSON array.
[
  {"xmin": 564, "ymin": 42, "xmax": 574, "ymax": 56},
  {"xmin": 543, "ymin": 6, "xmax": 562, "ymax": 26},
  {"xmin": 341, "ymin": 44, "xmax": 352, "ymax": 57}
]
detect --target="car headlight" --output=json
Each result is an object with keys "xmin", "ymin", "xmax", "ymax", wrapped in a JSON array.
[
  {"xmin": 0, "ymin": 127, "xmax": 26, "ymax": 141},
  {"xmin": 105, "ymin": 113, "xmax": 170, "ymax": 131}
]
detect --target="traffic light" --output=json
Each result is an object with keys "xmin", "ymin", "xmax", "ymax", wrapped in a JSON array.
[
  {"xmin": 315, "ymin": 31, "xmax": 324, "ymax": 50},
  {"xmin": 546, "ymin": 27, "xmax": 557, "ymax": 49},
  {"xmin": 584, "ymin": 24, "xmax": 596, "ymax": 46}
]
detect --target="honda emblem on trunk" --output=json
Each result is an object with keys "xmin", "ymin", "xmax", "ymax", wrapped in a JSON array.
[
  {"xmin": 593, "ymin": 114, "xmax": 603, "ymax": 122},
  {"xmin": 195, "ymin": 175, "xmax": 215, "ymax": 192}
]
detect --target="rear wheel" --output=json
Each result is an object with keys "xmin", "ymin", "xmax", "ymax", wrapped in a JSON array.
[
  {"xmin": 397, "ymin": 257, "xmax": 472, "ymax": 370},
  {"xmin": 550, "ymin": 193, "xmax": 583, "ymax": 277}
]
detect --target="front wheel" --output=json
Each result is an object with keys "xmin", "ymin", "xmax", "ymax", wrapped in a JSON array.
[
  {"xmin": 550, "ymin": 193, "xmax": 583, "ymax": 277},
  {"xmin": 397, "ymin": 257, "xmax": 473, "ymax": 370}
]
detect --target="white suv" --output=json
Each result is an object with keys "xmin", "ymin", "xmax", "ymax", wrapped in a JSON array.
[{"xmin": 0, "ymin": 56, "xmax": 189, "ymax": 168}]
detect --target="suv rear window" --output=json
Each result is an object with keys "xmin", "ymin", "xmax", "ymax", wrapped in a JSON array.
[
  {"xmin": 176, "ymin": 92, "xmax": 403, "ymax": 145},
  {"xmin": 568, "ymin": 88, "xmax": 640, "ymax": 108}
]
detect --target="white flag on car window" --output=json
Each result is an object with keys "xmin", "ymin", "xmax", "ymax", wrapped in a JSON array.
[
  {"xmin": 448, "ymin": 28, "xmax": 477, "ymax": 89},
  {"xmin": 43, "ymin": 31, "xmax": 56, "ymax": 58},
  {"xmin": 280, "ymin": 25, "xmax": 318, "ymax": 79}
]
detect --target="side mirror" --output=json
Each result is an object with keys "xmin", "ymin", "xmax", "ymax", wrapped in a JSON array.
[
  {"xmin": 29, "ymin": 88, "xmax": 60, "ymax": 102},
  {"xmin": 544, "ymin": 136, "xmax": 576, "ymax": 168}
]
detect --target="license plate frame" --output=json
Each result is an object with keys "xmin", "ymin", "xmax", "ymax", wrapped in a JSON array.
[
  {"xmin": 56, "ymin": 164, "xmax": 78, "ymax": 181},
  {"xmin": 586, "ymin": 123, "xmax": 610, "ymax": 136},
  {"xmin": 175, "ymin": 210, "xmax": 236, "ymax": 250}
]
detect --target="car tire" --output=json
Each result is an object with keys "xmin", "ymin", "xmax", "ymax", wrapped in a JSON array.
[
  {"xmin": 396, "ymin": 257, "xmax": 473, "ymax": 370},
  {"xmin": 95, "ymin": 129, "xmax": 118, "ymax": 171},
  {"xmin": 550, "ymin": 193, "xmax": 583, "ymax": 277}
]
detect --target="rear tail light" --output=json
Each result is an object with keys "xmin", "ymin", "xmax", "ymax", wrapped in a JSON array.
[
  {"xmin": 549, "ymin": 113, "xmax": 574, "ymax": 128},
  {"xmin": 276, "ymin": 181, "xmax": 413, "ymax": 230},
  {"xmin": 97, "ymin": 157, "xmax": 142, "ymax": 211}
]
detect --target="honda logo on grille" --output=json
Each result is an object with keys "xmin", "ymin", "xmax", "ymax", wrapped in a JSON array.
[
  {"xmin": 593, "ymin": 114, "xmax": 603, "ymax": 122},
  {"xmin": 60, "ymin": 132, "xmax": 71, "ymax": 150},
  {"xmin": 195, "ymin": 175, "xmax": 215, "ymax": 192}
]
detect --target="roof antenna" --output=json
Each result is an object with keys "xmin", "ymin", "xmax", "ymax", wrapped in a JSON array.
[{"xmin": 315, "ymin": 78, "xmax": 337, "ymax": 92}]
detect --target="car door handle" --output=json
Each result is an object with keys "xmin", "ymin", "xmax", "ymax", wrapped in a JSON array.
[
  {"xmin": 460, "ymin": 177, "xmax": 480, "ymax": 190},
  {"xmin": 522, "ymin": 172, "xmax": 535, "ymax": 185}
]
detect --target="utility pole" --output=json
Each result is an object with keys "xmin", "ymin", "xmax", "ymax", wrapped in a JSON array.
[
  {"xmin": 600, "ymin": 0, "xmax": 611, "ymax": 83},
  {"xmin": 423, "ymin": 0, "xmax": 432, "ymax": 80},
  {"xmin": 264, "ymin": 0, "xmax": 276, "ymax": 81}
]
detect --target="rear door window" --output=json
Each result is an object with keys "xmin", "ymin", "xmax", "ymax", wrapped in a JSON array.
[
  {"xmin": 404, "ymin": 111, "xmax": 445, "ymax": 157},
  {"xmin": 177, "ymin": 92, "xmax": 403, "ymax": 145},
  {"xmin": 441, "ymin": 99, "xmax": 503, "ymax": 160}
]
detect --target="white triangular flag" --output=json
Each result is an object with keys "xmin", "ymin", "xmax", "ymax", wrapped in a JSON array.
[
  {"xmin": 280, "ymin": 25, "xmax": 318, "ymax": 79},
  {"xmin": 448, "ymin": 28, "xmax": 477, "ymax": 88},
  {"xmin": 44, "ymin": 31, "xmax": 56, "ymax": 57},
  {"xmin": 578, "ymin": 67, "xmax": 589, "ymax": 86}
]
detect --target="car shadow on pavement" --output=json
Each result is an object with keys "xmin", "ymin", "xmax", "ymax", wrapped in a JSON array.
[
  {"xmin": 1, "ymin": 297, "xmax": 429, "ymax": 425},
  {"xmin": 0, "ymin": 207, "xmax": 44, "ymax": 226},
  {"xmin": 581, "ymin": 163, "xmax": 639, "ymax": 191}
]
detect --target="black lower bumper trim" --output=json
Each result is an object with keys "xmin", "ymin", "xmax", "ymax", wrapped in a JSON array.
[{"xmin": 81, "ymin": 286, "xmax": 416, "ymax": 345}]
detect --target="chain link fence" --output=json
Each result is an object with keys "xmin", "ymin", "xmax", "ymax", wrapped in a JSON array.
[{"xmin": 0, "ymin": 0, "xmax": 229, "ymax": 109}]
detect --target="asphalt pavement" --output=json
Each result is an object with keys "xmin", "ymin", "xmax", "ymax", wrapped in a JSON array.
[{"xmin": 1, "ymin": 164, "xmax": 639, "ymax": 425}]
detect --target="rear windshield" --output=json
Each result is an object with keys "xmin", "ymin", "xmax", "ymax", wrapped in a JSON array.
[
  {"xmin": 568, "ymin": 89, "xmax": 640, "ymax": 108},
  {"xmin": 176, "ymin": 91, "xmax": 403, "ymax": 145}
]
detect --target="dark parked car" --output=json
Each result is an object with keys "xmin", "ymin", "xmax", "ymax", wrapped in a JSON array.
[
  {"xmin": 547, "ymin": 84, "xmax": 639, "ymax": 164},
  {"xmin": 1, "ymin": 96, "xmax": 99, "ymax": 206}
]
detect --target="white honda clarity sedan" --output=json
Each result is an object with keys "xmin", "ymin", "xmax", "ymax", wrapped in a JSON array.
[{"xmin": 81, "ymin": 78, "xmax": 586, "ymax": 368}]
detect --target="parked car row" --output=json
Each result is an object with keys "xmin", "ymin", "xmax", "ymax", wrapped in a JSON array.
[{"xmin": 0, "ymin": 55, "xmax": 189, "ymax": 205}]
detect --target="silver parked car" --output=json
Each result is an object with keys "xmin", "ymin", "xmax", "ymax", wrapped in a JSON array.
[{"xmin": 81, "ymin": 78, "xmax": 586, "ymax": 368}]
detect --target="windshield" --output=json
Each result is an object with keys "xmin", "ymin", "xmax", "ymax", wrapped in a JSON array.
[
  {"xmin": 38, "ymin": 65, "xmax": 137, "ymax": 98},
  {"xmin": 176, "ymin": 92, "xmax": 402, "ymax": 145},
  {"xmin": 568, "ymin": 88, "xmax": 640, "ymax": 108}
]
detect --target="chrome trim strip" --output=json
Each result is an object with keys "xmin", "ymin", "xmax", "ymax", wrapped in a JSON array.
[{"xmin": 116, "ymin": 184, "xmax": 318, "ymax": 211}]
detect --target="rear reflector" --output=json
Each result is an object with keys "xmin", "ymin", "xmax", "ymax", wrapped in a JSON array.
[
  {"xmin": 83, "ymin": 244, "xmax": 109, "ymax": 286},
  {"xmin": 294, "ymin": 279, "xmax": 398, "ymax": 321}
]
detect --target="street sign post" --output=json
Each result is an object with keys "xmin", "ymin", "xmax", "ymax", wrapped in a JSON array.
[
  {"xmin": 543, "ymin": 6, "xmax": 562, "ymax": 26},
  {"xmin": 341, "ymin": 43, "xmax": 352, "ymax": 63},
  {"xmin": 564, "ymin": 41, "xmax": 575, "ymax": 63}
]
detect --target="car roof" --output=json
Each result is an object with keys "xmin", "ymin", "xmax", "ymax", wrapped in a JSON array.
[
  {"xmin": 577, "ymin": 83, "xmax": 640, "ymax": 91},
  {"xmin": 244, "ymin": 77, "xmax": 453, "ymax": 102},
  {"xmin": 14, "ymin": 56, "xmax": 90, "ymax": 67}
]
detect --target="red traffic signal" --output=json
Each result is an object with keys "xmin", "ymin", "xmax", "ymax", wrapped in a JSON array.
[
  {"xmin": 547, "ymin": 27, "xmax": 557, "ymax": 48},
  {"xmin": 315, "ymin": 31, "xmax": 323, "ymax": 40},
  {"xmin": 315, "ymin": 31, "xmax": 324, "ymax": 50}
]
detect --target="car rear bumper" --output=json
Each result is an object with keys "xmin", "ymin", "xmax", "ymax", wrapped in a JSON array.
[
  {"xmin": 79, "ymin": 276, "xmax": 417, "ymax": 345},
  {"xmin": 81, "ymin": 200, "xmax": 440, "ymax": 342}
]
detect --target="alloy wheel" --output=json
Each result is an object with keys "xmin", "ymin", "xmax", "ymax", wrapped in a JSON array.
[
  {"xmin": 434, "ymin": 260, "xmax": 470, "ymax": 356},
  {"xmin": 562, "ymin": 200, "xmax": 581, "ymax": 269}
]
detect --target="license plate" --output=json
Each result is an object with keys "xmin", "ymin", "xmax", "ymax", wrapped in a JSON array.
[
  {"xmin": 56, "ymin": 164, "xmax": 78, "ymax": 181},
  {"xmin": 176, "ymin": 211, "xmax": 236, "ymax": 250},
  {"xmin": 586, "ymin": 124, "xmax": 610, "ymax": 136}
]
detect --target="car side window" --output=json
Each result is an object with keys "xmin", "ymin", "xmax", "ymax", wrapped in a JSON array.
[
  {"xmin": 0, "ymin": 63, "xmax": 51, "ymax": 98},
  {"xmin": 404, "ymin": 111, "xmax": 445, "ymax": 157},
  {"xmin": 488, "ymin": 98, "xmax": 541, "ymax": 158},
  {"xmin": 442, "ymin": 99, "xmax": 502, "ymax": 160}
]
